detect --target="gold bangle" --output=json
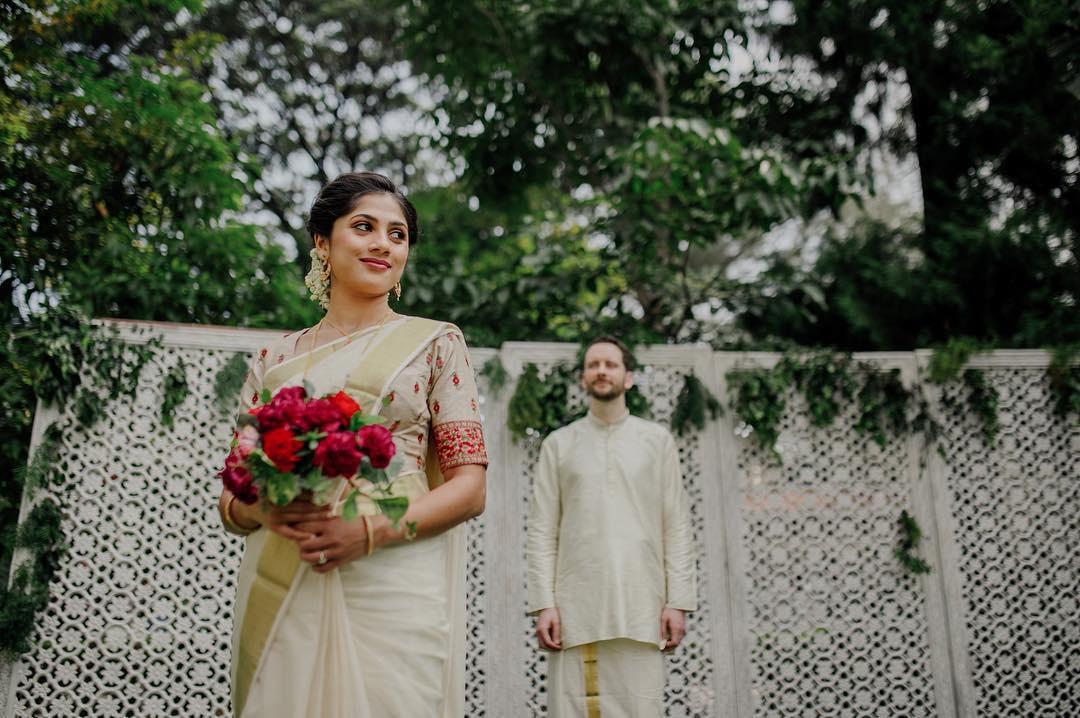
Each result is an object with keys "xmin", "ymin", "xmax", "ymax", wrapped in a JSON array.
[
  {"xmin": 363, "ymin": 514, "xmax": 376, "ymax": 556},
  {"xmin": 223, "ymin": 494, "xmax": 256, "ymax": 536}
]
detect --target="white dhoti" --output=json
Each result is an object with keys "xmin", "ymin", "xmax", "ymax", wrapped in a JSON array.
[{"xmin": 547, "ymin": 639, "xmax": 665, "ymax": 718}]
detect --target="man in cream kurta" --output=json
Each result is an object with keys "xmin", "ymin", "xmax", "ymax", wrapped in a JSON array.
[{"xmin": 527, "ymin": 337, "xmax": 697, "ymax": 717}]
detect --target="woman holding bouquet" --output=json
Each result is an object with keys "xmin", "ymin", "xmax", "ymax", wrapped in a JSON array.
[{"xmin": 216, "ymin": 172, "xmax": 488, "ymax": 718}]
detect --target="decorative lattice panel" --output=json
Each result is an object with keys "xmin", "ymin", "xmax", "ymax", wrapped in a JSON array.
[
  {"xmin": 729, "ymin": 364, "xmax": 940, "ymax": 717},
  {"xmin": 6, "ymin": 331, "xmax": 1078, "ymax": 718},
  {"xmin": 935, "ymin": 365, "xmax": 1079, "ymax": 717},
  {"xmin": 9, "ymin": 344, "xmax": 242, "ymax": 717},
  {"xmin": 513, "ymin": 355, "xmax": 717, "ymax": 717}
]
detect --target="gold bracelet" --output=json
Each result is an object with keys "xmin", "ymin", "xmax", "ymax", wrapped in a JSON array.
[
  {"xmin": 223, "ymin": 494, "xmax": 256, "ymax": 536},
  {"xmin": 362, "ymin": 514, "xmax": 376, "ymax": 556}
]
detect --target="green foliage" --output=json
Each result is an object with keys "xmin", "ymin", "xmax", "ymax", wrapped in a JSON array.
[
  {"xmin": 895, "ymin": 510, "xmax": 932, "ymax": 576},
  {"xmin": 507, "ymin": 363, "xmax": 579, "ymax": 442},
  {"xmin": 961, "ymin": 369, "xmax": 1000, "ymax": 446},
  {"xmin": 726, "ymin": 366, "xmax": 790, "ymax": 462},
  {"xmin": 214, "ymin": 353, "xmax": 250, "ymax": 414},
  {"xmin": 1047, "ymin": 344, "xmax": 1080, "ymax": 418},
  {"xmin": 928, "ymin": 338, "xmax": 990, "ymax": 384},
  {"xmin": 853, "ymin": 368, "xmax": 911, "ymax": 448},
  {"xmin": 160, "ymin": 359, "xmax": 190, "ymax": 430},
  {"xmin": 1, "ymin": 499, "xmax": 66, "ymax": 657},
  {"xmin": 479, "ymin": 355, "xmax": 510, "ymax": 399},
  {"xmin": 1, "ymin": 0, "xmax": 310, "ymax": 329},
  {"xmin": 671, "ymin": 373, "xmax": 722, "ymax": 437},
  {"xmin": 788, "ymin": 353, "xmax": 857, "ymax": 428}
]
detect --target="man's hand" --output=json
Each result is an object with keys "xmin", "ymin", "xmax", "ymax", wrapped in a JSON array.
[
  {"xmin": 536, "ymin": 607, "xmax": 562, "ymax": 650},
  {"xmin": 660, "ymin": 607, "xmax": 686, "ymax": 652}
]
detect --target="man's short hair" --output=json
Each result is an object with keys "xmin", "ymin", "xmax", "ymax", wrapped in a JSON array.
[{"xmin": 581, "ymin": 335, "xmax": 635, "ymax": 371}]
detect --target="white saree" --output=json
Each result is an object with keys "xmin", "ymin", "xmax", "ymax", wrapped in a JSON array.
[{"xmin": 227, "ymin": 316, "xmax": 488, "ymax": 718}]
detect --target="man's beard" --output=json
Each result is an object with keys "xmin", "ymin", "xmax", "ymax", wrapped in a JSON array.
[{"xmin": 585, "ymin": 380, "xmax": 625, "ymax": 401}]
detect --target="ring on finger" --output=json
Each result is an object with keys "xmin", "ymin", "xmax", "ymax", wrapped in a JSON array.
[{"xmin": 317, "ymin": 550, "xmax": 327, "ymax": 566}]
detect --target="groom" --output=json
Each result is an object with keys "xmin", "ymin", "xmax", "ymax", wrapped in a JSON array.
[{"xmin": 526, "ymin": 336, "xmax": 697, "ymax": 717}]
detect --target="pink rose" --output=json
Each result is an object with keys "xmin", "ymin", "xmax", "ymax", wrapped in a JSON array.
[
  {"xmin": 236, "ymin": 425, "xmax": 259, "ymax": 458},
  {"xmin": 357, "ymin": 424, "xmax": 396, "ymax": 469},
  {"xmin": 313, "ymin": 431, "xmax": 364, "ymax": 478},
  {"xmin": 298, "ymin": 398, "xmax": 344, "ymax": 433}
]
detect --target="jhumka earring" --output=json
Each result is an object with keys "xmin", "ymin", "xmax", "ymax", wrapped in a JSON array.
[
  {"xmin": 304, "ymin": 247, "xmax": 331, "ymax": 309},
  {"xmin": 392, "ymin": 282, "xmax": 402, "ymax": 301}
]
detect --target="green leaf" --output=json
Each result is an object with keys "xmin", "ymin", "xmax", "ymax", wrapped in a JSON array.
[
  {"xmin": 349, "ymin": 413, "xmax": 385, "ymax": 430},
  {"xmin": 340, "ymin": 491, "xmax": 360, "ymax": 521},
  {"xmin": 374, "ymin": 496, "xmax": 409, "ymax": 527},
  {"xmin": 259, "ymin": 388, "xmax": 272, "ymax": 405},
  {"xmin": 267, "ymin": 471, "xmax": 300, "ymax": 506}
]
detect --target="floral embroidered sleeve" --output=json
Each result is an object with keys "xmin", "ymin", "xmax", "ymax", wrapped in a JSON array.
[{"xmin": 428, "ymin": 327, "xmax": 489, "ymax": 472}]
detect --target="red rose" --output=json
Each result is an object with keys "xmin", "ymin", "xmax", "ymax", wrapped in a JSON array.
[
  {"xmin": 298, "ymin": 398, "xmax": 343, "ymax": 433},
  {"xmin": 262, "ymin": 427, "xmax": 303, "ymax": 472},
  {"xmin": 357, "ymin": 424, "xmax": 396, "ymax": 469},
  {"xmin": 218, "ymin": 449, "xmax": 258, "ymax": 504},
  {"xmin": 313, "ymin": 430, "xmax": 364, "ymax": 478},
  {"xmin": 329, "ymin": 391, "xmax": 362, "ymax": 421},
  {"xmin": 272, "ymin": 386, "xmax": 307, "ymax": 403}
]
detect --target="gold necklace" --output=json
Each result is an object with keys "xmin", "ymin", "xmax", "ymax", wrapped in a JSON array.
[{"xmin": 302, "ymin": 308, "xmax": 395, "ymax": 383}]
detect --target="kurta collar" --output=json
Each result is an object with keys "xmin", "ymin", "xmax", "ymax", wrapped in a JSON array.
[{"xmin": 586, "ymin": 409, "xmax": 631, "ymax": 429}]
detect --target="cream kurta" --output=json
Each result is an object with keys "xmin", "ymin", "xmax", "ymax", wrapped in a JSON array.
[{"xmin": 526, "ymin": 412, "xmax": 697, "ymax": 650}]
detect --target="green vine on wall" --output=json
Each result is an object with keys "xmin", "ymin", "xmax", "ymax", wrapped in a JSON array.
[
  {"xmin": 927, "ymin": 338, "xmax": 999, "ymax": 445},
  {"xmin": 1047, "ymin": 344, "xmax": 1080, "ymax": 419},
  {"xmin": 853, "ymin": 367, "xmax": 910, "ymax": 447},
  {"xmin": 671, "ymin": 373, "xmax": 722, "ymax": 437},
  {"xmin": 726, "ymin": 351, "xmax": 927, "ymax": 573},
  {"xmin": 1, "ymin": 310, "xmax": 162, "ymax": 657},
  {"xmin": 895, "ymin": 510, "xmax": 932, "ymax": 575},
  {"xmin": 214, "ymin": 352, "xmax": 250, "ymax": 414},
  {"xmin": 479, "ymin": 355, "xmax": 510, "ymax": 399},
  {"xmin": 161, "ymin": 358, "xmax": 191, "ymax": 429}
]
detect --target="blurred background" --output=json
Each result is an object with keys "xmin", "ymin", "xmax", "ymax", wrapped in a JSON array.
[{"xmin": 2, "ymin": 0, "xmax": 1078, "ymax": 581}]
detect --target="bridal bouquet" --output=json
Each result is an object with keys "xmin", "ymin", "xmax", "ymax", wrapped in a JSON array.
[{"xmin": 218, "ymin": 385, "xmax": 408, "ymax": 523}]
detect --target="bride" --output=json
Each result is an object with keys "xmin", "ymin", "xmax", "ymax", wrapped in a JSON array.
[{"xmin": 216, "ymin": 172, "xmax": 488, "ymax": 717}]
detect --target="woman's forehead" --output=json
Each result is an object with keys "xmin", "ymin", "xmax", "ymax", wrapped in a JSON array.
[{"xmin": 344, "ymin": 193, "xmax": 406, "ymax": 224}]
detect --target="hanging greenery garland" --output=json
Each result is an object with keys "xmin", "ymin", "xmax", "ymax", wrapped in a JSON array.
[
  {"xmin": 160, "ymin": 358, "xmax": 191, "ymax": 429},
  {"xmin": 479, "ymin": 355, "xmax": 510, "ymax": 398},
  {"xmin": 895, "ymin": 510, "xmax": 932, "ymax": 575},
  {"xmin": 213, "ymin": 352, "xmax": 251, "ymax": 414},
  {"xmin": 671, "ymin": 373, "xmax": 723, "ymax": 437},
  {"xmin": 1047, "ymin": 344, "xmax": 1080, "ymax": 419}
]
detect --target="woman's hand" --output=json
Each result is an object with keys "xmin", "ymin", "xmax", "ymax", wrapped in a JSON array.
[
  {"xmin": 254, "ymin": 496, "xmax": 331, "ymax": 542},
  {"xmin": 293, "ymin": 514, "xmax": 370, "ymax": 573}
]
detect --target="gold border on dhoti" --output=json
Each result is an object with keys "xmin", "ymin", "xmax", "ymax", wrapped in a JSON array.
[
  {"xmin": 232, "ymin": 316, "xmax": 446, "ymax": 717},
  {"xmin": 582, "ymin": 642, "xmax": 601, "ymax": 718}
]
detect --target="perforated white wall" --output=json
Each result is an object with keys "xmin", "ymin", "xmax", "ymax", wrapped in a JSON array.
[{"xmin": 2, "ymin": 327, "xmax": 1075, "ymax": 718}]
